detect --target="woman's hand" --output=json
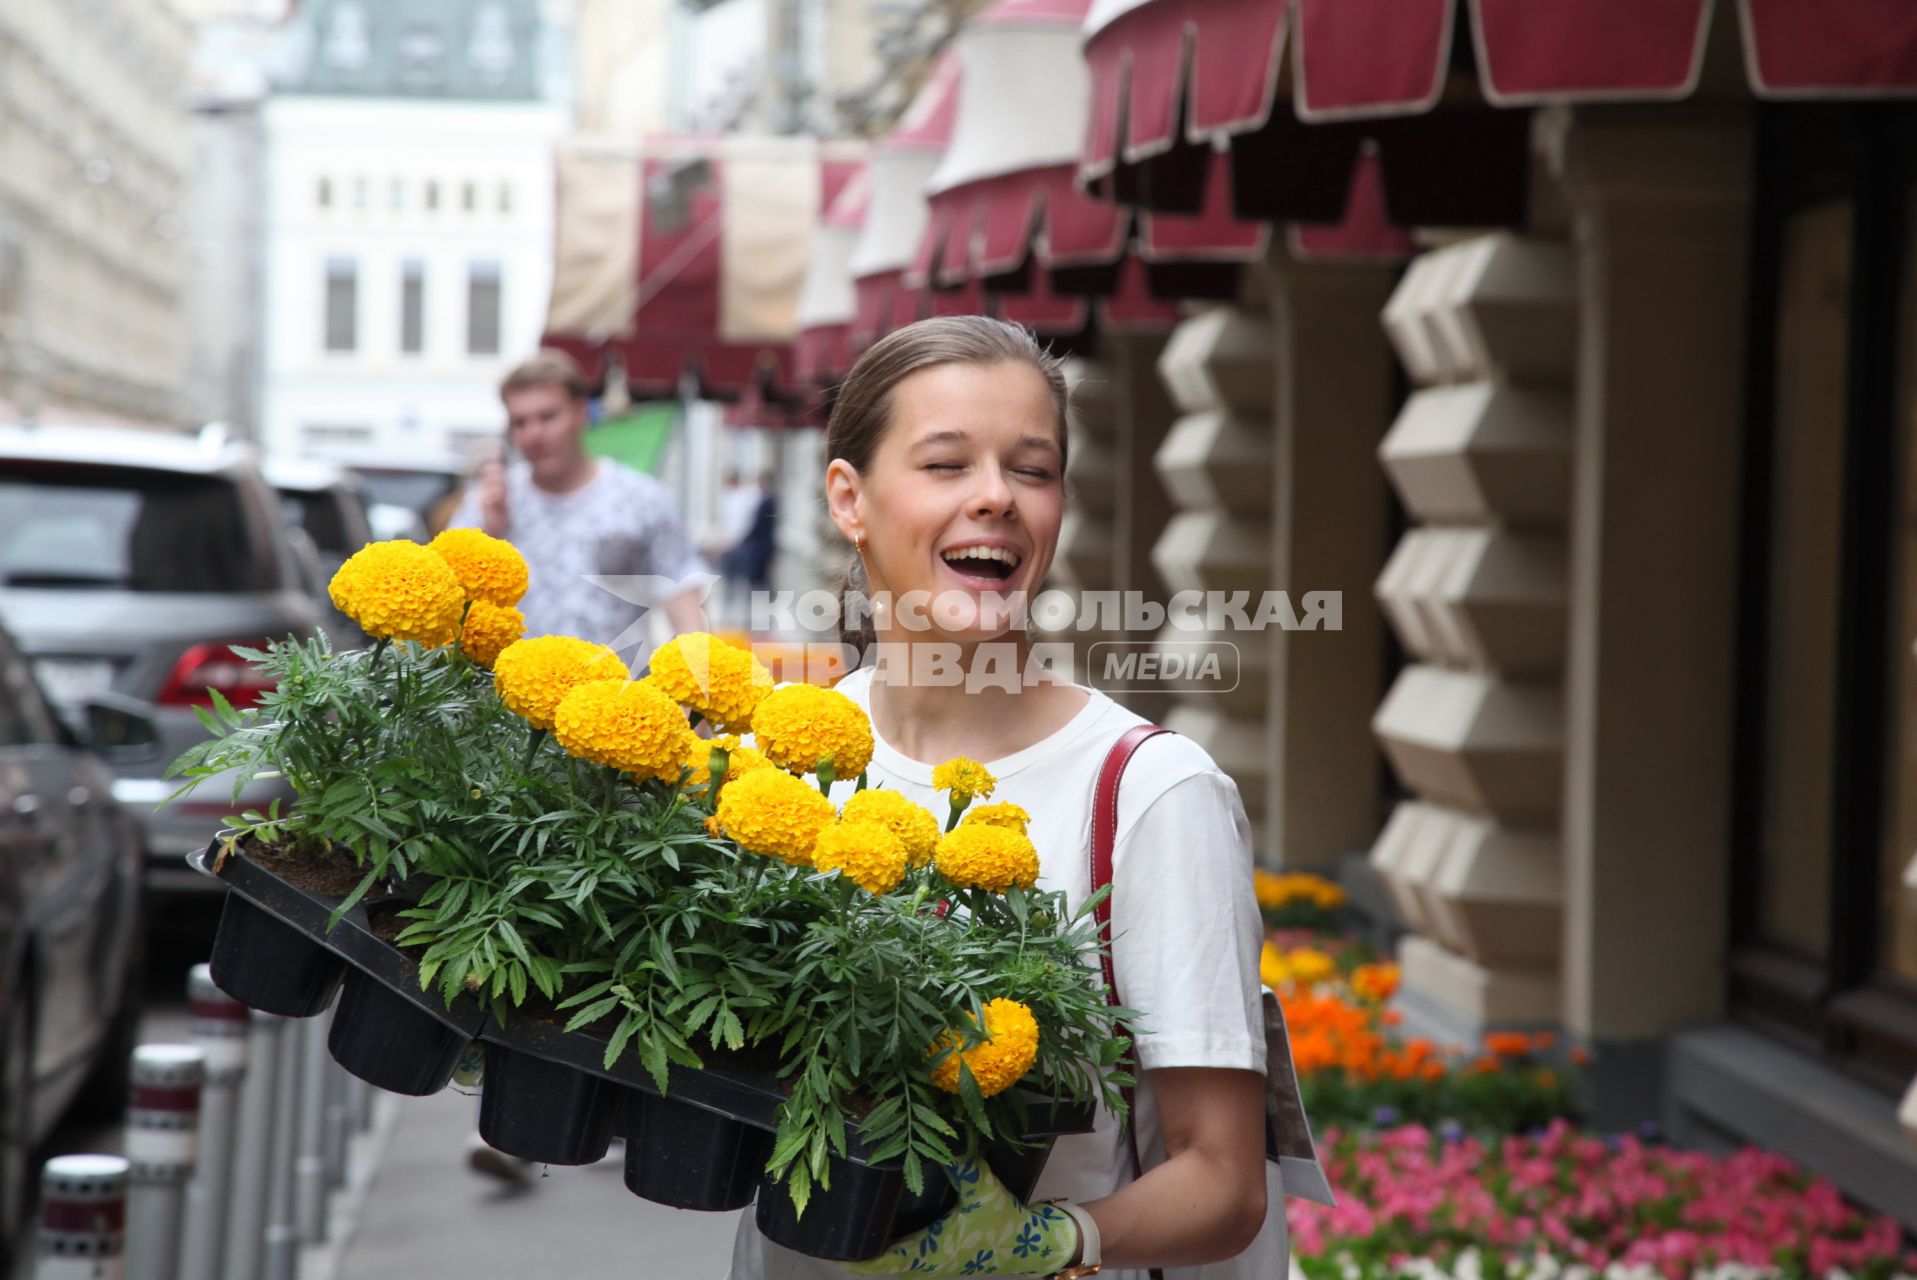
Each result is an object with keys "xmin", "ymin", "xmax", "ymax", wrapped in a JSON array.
[{"xmin": 845, "ymin": 1160, "xmax": 1081, "ymax": 1278}]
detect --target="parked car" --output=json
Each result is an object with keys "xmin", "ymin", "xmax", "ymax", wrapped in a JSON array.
[
  {"xmin": 263, "ymin": 456, "xmax": 376, "ymax": 643},
  {"xmin": 0, "ymin": 616, "xmax": 151, "ymax": 1267},
  {"xmin": 324, "ymin": 447, "xmax": 470, "ymax": 537},
  {"xmin": 0, "ymin": 424, "xmax": 322, "ymax": 899},
  {"xmin": 261, "ymin": 455, "xmax": 374, "ymax": 581}
]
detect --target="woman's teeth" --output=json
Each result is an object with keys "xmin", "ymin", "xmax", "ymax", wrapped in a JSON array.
[{"xmin": 942, "ymin": 547, "xmax": 1019, "ymax": 566}]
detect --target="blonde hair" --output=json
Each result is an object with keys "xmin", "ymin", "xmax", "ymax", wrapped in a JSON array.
[{"xmin": 499, "ymin": 350, "xmax": 589, "ymax": 403}]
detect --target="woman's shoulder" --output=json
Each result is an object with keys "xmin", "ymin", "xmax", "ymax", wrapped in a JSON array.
[{"xmin": 1069, "ymin": 691, "xmax": 1243, "ymax": 804}]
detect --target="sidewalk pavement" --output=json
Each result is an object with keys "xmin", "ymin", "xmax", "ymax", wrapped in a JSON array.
[{"xmin": 318, "ymin": 1087, "xmax": 743, "ymax": 1279}]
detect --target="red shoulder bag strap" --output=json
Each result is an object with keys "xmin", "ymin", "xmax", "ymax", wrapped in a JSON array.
[{"xmin": 1091, "ymin": 723, "xmax": 1171, "ymax": 1280}]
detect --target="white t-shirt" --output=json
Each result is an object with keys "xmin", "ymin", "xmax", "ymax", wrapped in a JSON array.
[
  {"xmin": 728, "ymin": 666, "xmax": 1283, "ymax": 1280},
  {"xmin": 446, "ymin": 459, "xmax": 706, "ymax": 646}
]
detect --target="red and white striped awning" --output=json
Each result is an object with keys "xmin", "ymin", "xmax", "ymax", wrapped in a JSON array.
[
  {"xmin": 916, "ymin": 0, "xmax": 1283, "ymax": 331},
  {"xmin": 542, "ymin": 134, "xmax": 863, "ymax": 402},
  {"xmin": 850, "ymin": 54, "xmax": 964, "ymax": 349},
  {"xmin": 1083, "ymin": 0, "xmax": 1917, "ymax": 186},
  {"xmin": 795, "ymin": 167, "xmax": 870, "ymax": 385}
]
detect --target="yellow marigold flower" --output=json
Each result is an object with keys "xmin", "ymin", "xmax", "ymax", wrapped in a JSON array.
[
  {"xmin": 751, "ymin": 683, "xmax": 874, "ymax": 778},
  {"xmin": 680, "ymin": 734, "xmax": 775, "ymax": 786},
  {"xmin": 328, "ymin": 540, "xmax": 465, "ymax": 646},
  {"xmin": 492, "ymin": 636, "xmax": 630, "ymax": 732},
  {"xmin": 459, "ymin": 600, "xmax": 525, "ymax": 669},
  {"xmin": 929, "ymin": 998, "xmax": 1039, "ymax": 1098},
  {"xmin": 812, "ymin": 821, "xmax": 908, "ymax": 895},
  {"xmin": 1286, "ymin": 948, "xmax": 1336, "ymax": 987},
  {"xmin": 1253, "ymin": 868, "xmax": 1285, "ymax": 910},
  {"xmin": 428, "ymin": 528, "xmax": 529, "ymax": 607},
  {"xmin": 840, "ymin": 789, "xmax": 941, "ymax": 868},
  {"xmin": 1312, "ymin": 881, "xmax": 1348, "ymax": 910},
  {"xmin": 962, "ymin": 802, "xmax": 1030, "ymax": 836},
  {"xmin": 1259, "ymin": 942, "xmax": 1290, "ymax": 992},
  {"xmin": 553, "ymin": 678, "xmax": 690, "ymax": 781},
  {"xmin": 931, "ymin": 757, "xmax": 996, "ymax": 805},
  {"xmin": 712, "ymin": 767, "xmax": 835, "ymax": 866},
  {"xmin": 935, "ymin": 823, "xmax": 1039, "ymax": 893},
  {"xmin": 647, "ymin": 633, "xmax": 774, "ymax": 730}
]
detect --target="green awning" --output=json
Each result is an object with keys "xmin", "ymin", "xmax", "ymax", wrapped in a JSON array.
[{"xmin": 584, "ymin": 404, "xmax": 676, "ymax": 475}]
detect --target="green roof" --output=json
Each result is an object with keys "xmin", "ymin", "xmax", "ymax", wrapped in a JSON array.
[{"xmin": 280, "ymin": 0, "xmax": 544, "ymax": 101}]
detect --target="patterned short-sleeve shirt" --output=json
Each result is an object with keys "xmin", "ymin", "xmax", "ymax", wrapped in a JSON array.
[{"xmin": 446, "ymin": 459, "xmax": 707, "ymax": 646}]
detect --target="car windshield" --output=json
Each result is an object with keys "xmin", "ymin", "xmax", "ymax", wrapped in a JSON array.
[
  {"xmin": 355, "ymin": 469, "xmax": 460, "ymax": 516},
  {"xmin": 0, "ymin": 465, "xmax": 271, "ymax": 592},
  {"xmin": 277, "ymin": 487, "xmax": 351, "ymax": 554}
]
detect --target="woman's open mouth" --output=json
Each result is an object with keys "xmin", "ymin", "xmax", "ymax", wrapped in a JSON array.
[{"xmin": 939, "ymin": 544, "xmax": 1022, "ymax": 585}]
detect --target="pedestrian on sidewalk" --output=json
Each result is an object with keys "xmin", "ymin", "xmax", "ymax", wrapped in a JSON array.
[
  {"xmin": 445, "ymin": 348, "xmax": 709, "ymax": 1183},
  {"xmin": 446, "ymin": 349, "xmax": 709, "ymax": 648},
  {"xmin": 727, "ymin": 316, "xmax": 1280, "ymax": 1280}
]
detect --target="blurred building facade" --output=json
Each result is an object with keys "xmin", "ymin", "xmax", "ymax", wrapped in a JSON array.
[
  {"xmin": 177, "ymin": 0, "xmax": 292, "ymax": 437},
  {"xmin": 257, "ymin": 0, "xmax": 564, "ymax": 463},
  {"xmin": 0, "ymin": 1, "xmax": 193, "ymax": 428}
]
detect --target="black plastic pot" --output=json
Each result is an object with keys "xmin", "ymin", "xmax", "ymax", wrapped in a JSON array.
[
  {"xmin": 208, "ymin": 893, "xmax": 345, "ymax": 1017},
  {"xmin": 754, "ymin": 1151, "xmax": 904, "ymax": 1262},
  {"xmin": 478, "ymin": 1044, "xmax": 618, "ymax": 1165},
  {"xmin": 624, "ymin": 1091, "xmax": 771, "ymax": 1211},
  {"xmin": 327, "ymin": 969, "xmax": 468, "ymax": 1095}
]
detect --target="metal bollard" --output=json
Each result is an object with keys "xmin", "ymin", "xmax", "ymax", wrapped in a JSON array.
[
  {"xmin": 179, "ymin": 966, "xmax": 247, "ymax": 1280},
  {"xmin": 37, "ymin": 1153, "xmax": 130, "ymax": 1279},
  {"xmin": 260, "ymin": 1006, "xmax": 305, "ymax": 1280},
  {"xmin": 125, "ymin": 1045, "xmax": 205, "ymax": 1280},
  {"xmin": 293, "ymin": 1014, "xmax": 331, "ymax": 1242},
  {"xmin": 321, "ymin": 1055, "xmax": 349, "ymax": 1191},
  {"xmin": 219, "ymin": 1012, "xmax": 282, "ymax": 1280}
]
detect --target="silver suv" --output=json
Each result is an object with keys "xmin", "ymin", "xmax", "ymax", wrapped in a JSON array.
[{"xmin": 0, "ymin": 424, "xmax": 322, "ymax": 895}]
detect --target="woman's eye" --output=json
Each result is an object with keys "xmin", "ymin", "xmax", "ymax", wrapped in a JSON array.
[
  {"xmin": 924, "ymin": 461, "xmax": 965, "ymax": 472},
  {"xmin": 1015, "ymin": 468, "xmax": 1054, "ymax": 482}
]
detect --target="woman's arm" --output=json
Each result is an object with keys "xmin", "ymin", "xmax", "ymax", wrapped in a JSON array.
[{"xmin": 1079, "ymin": 1066, "xmax": 1270, "ymax": 1269}]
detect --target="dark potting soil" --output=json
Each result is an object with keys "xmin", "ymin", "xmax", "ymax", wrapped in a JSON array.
[{"xmin": 238, "ymin": 833, "xmax": 367, "ymax": 898}]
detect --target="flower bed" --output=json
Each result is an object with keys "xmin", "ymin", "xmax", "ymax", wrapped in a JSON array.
[
  {"xmin": 1293, "ymin": 1122, "xmax": 1917, "ymax": 1280},
  {"xmin": 1253, "ymin": 872, "xmax": 1915, "ymax": 1280}
]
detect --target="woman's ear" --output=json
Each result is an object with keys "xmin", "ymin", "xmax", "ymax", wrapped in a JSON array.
[{"xmin": 824, "ymin": 458, "xmax": 864, "ymax": 545}]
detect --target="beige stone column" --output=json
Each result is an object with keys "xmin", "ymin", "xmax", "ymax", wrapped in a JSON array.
[
  {"xmin": 1370, "ymin": 233, "xmax": 1577, "ymax": 1033},
  {"xmin": 1265, "ymin": 249, "xmax": 1396, "ymax": 870},
  {"xmin": 1108, "ymin": 331, "xmax": 1176, "ymax": 722},
  {"xmin": 1055, "ymin": 356, "xmax": 1123, "ymax": 687},
  {"xmin": 1153, "ymin": 305, "xmax": 1277, "ymax": 849},
  {"xmin": 1551, "ymin": 107, "xmax": 1753, "ymax": 1055}
]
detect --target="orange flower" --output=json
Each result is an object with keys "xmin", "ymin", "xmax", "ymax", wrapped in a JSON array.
[
  {"xmin": 1381, "ymin": 1009, "xmax": 1404, "ymax": 1028},
  {"xmin": 1350, "ymin": 962, "xmax": 1401, "ymax": 1005},
  {"xmin": 1570, "ymin": 1047, "xmax": 1593, "ymax": 1067},
  {"xmin": 1471, "ymin": 1055, "xmax": 1501, "ymax": 1075},
  {"xmin": 1536, "ymin": 1070, "xmax": 1558, "ymax": 1089},
  {"xmin": 1485, "ymin": 1032, "xmax": 1534, "ymax": 1059},
  {"xmin": 1530, "ymin": 1031, "xmax": 1558, "ymax": 1052}
]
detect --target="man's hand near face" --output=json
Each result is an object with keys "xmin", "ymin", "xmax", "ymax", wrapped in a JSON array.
[{"xmin": 477, "ymin": 455, "xmax": 510, "ymax": 538}]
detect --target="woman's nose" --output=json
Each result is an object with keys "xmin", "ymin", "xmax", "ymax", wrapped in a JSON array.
[{"xmin": 969, "ymin": 466, "xmax": 1016, "ymax": 518}]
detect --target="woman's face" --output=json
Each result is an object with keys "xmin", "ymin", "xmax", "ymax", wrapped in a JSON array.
[{"xmin": 828, "ymin": 360, "xmax": 1065, "ymax": 646}]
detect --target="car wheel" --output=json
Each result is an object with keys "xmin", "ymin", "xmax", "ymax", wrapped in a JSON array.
[{"xmin": 0, "ymin": 987, "xmax": 36, "ymax": 1271}]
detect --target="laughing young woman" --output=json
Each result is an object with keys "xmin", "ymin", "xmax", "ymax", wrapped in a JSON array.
[{"xmin": 727, "ymin": 316, "xmax": 1278, "ymax": 1280}]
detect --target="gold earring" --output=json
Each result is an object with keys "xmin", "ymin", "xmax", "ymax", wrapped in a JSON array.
[{"xmin": 854, "ymin": 533, "xmax": 865, "ymax": 552}]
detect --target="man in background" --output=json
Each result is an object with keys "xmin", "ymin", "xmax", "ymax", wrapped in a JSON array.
[{"xmin": 448, "ymin": 350, "xmax": 707, "ymax": 644}]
